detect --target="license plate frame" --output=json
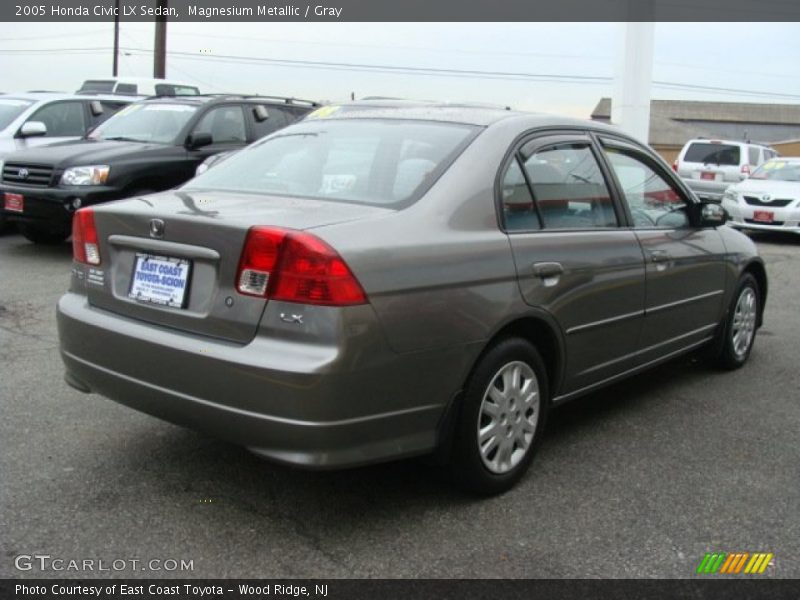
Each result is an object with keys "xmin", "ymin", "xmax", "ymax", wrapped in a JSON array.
[
  {"xmin": 128, "ymin": 253, "xmax": 192, "ymax": 309},
  {"xmin": 700, "ymin": 171, "xmax": 716, "ymax": 181},
  {"xmin": 4, "ymin": 192, "xmax": 24, "ymax": 213},
  {"xmin": 752, "ymin": 210, "xmax": 774, "ymax": 223}
]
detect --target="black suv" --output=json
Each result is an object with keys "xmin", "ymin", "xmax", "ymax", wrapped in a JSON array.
[{"xmin": 0, "ymin": 94, "xmax": 317, "ymax": 243}]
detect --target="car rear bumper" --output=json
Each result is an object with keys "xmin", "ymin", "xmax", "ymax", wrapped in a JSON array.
[{"xmin": 57, "ymin": 292, "xmax": 468, "ymax": 468}]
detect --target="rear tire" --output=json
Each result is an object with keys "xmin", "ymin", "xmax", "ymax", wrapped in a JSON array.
[
  {"xmin": 448, "ymin": 337, "xmax": 549, "ymax": 495},
  {"xmin": 715, "ymin": 273, "xmax": 759, "ymax": 370},
  {"xmin": 18, "ymin": 223, "xmax": 70, "ymax": 245}
]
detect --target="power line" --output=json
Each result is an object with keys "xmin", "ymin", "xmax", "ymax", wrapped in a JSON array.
[{"xmin": 2, "ymin": 45, "xmax": 800, "ymax": 101}]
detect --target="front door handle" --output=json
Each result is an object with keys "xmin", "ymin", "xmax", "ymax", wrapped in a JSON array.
[
  {"xmin": 649, "ymin": 250, "xmax": 671, "ymax": 263},
  {"xmin": 532, "ymin": 262, "xmax": 564, "ymax": 281}
]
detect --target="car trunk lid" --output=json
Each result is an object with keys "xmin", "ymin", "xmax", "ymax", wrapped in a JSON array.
[{"xmin": 85, "ymin": 189, "xmax": 390, "ymax": 343}]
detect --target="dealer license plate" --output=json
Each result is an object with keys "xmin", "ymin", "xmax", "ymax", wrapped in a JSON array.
[
  {"xmin": 128, "ymin": 253, "xmax": 191, "ymax": 308},
  {"xmin": 4, "ymin": 193, "xmax": 24, "ymax": 212},
  {"xmin": 753, "ymin": 210, "xmax": 774, "ymax": 223}
]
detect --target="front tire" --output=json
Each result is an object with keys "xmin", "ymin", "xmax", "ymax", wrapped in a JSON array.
[
  {"xmin": 449, "ymin": 337, "xmax": 549, "ymax": 495},
  {"xmin": 715, "ymin": 273, "xmax": 759, "ymax": 370}
]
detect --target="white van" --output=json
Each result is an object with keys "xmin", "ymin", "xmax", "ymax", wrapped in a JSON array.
[
  {"xmin": 673, "ymin": 138, "xmax": 778, "ymax": 202},
  {"xmin": 77, "ymin": 77, "xmax": 200, "ymax": 97}
]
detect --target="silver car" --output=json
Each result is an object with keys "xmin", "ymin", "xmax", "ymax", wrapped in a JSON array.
[
  {"xmin": 57, "ymin": 103, "xmax": 767, "ymax": 494},
  {"xmin": 674, "ymin": 138, "xmax": 776, "ymax": 202},
  {"xmin": 722, "ymin": 157, "xmax": 800, "ymax": 235}
]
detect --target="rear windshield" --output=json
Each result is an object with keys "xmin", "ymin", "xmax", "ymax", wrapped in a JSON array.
[
  {"xmin": 684, "ymin": 142, "xmax": 741, "ymax": 166},
  {"xmin": 79, "ymin": 80, "xmax": 116, "ymax": 93},
  {"xmin": 155, "ymin": 84, "xmax": 200, "ymax": 96},
  {"xmin": 183, "ymin": 119, "xmax": 480, "ymax": 207},
  {"xmin": 0, "ymin": 98, "xmax": 34, "ymax": 130},
  {"xmin": 88, "ymin": 102, "xmax": 197, "ymax": 144},
  {"xmin": 750, "ymin": 160, "xmax": 800, "ymax": 182}
]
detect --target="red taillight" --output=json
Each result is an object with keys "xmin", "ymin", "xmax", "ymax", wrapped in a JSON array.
[
  {"xmin": 672, "ymin": 159, "xmax": 678, "ymax": 172},
  {"xmin": 741, "ymin": 164, "xmax": 751, "ymax": 175},
  {"xmin": 71, "ymin": 208, "xmax": 100, "ymax": 265},
  {"xmin": 235, "ymin": 227, "xmax": 367, "ymax": 306},
  {"xmin": 236, "ymin": 227, "xmax": 287, "ymax": 296}
]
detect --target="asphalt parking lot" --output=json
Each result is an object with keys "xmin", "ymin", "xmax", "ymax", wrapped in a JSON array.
[{"xmin": 0, "ymin": 227, "xmax": 798, "ymax": 579}]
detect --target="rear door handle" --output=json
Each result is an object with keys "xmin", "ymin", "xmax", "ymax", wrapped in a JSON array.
[{"xmin": 532, "ymin": 262, "xmax": 564, "ymax": 279}]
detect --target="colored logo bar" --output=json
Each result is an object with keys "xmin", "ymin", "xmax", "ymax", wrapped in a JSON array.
[{"xmin": 696, "ymin": 552, "xmax": 773, "ymax": 574}]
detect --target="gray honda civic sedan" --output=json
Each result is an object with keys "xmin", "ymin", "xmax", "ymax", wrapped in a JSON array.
[{"xmin": 57, "ymin": 102, "xmax": 767, "ymax": 494}]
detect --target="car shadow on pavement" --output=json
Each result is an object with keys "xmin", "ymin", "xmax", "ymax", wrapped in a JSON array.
[
  {"xmin": 0, "ymin": 232, "xmax": 72, "ymax": 258},
  {"xmin": 78, "ymin": 352, "xmax": 726, "ymax": 530}
]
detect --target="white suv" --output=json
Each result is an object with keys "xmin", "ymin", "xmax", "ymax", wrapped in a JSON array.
[{"xmin": 674, "ymin": 138, "xmax": 778, "ymax": 202}]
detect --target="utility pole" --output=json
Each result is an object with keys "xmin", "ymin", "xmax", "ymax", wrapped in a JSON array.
[
  {"xmin": 153, "ymin": 0, "xmax": 168, "ymax": 78},
  {"xmin": 112, "ymin": 0, "xmax": 120, "ymax": 76},
  {"xmin": 611, "ymin": 0, "xmax": 655, "ymax": 143}
]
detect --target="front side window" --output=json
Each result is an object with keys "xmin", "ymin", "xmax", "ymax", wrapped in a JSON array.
[
  {"xmin": 193, "ymin": 106, "xmax": 247, "ymax": 144},
  {"xmin": 748, "ymin": 146, "xmax": 760, "ymax": 166},
  {"xmin": 88, "ymin": 102, "xmax": 197, "ymax": 144},
  {"xmin": 184, "ymin": 119, "xmax": 478, "ymax": 207},
  {"xmin": 28, "ymin": 101, "xmax": 86, "ymax": 137},
  {"xmin": 519, "ymin": 143, "xmax": 617, "ymax": 229},
  {"xmin": 0, "ymin": 98, "xmax": 34, "ymax": 131},
  {"xmin": 604, "ymin": 148, "xmax": 689, "ymax": 229}
]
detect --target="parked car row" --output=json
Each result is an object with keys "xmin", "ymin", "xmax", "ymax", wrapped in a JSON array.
[
  {"xmin": 672, "ymin": 137, "xmax": 799, "ymax": 235},
  {"xmin": 1, "ymin": 92, "xmax": 317, "ymax": 242}
]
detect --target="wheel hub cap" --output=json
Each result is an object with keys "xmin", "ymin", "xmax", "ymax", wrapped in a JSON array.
[
  {"xmin": 477, "ymin": 361, "xmax": 540, "ymax": 475},
  {"xmin": 731, "ymin": 287, "xmax": 757, "ymax": 359}
]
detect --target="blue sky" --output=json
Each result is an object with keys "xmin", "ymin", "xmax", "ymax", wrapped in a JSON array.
[{"xmin": 1, "ymin": 22, "xmax": 798, "ymax": 117}]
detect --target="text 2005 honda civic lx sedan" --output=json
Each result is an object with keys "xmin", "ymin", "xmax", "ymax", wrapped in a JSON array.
[{"xmin": 57, "ymin": 103, "xmax": 767, "ymax": 494}]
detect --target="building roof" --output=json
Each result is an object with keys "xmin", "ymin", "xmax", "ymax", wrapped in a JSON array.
[{"xmin": 591, "ymin": 98, "xmax": 800, "ymax": 147}]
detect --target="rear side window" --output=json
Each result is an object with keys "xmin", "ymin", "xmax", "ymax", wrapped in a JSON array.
[
  {"xmin": 27, "ymin": 100, "xmax": 86, "ymax": 136},
  {"xmin": 184, "ymin": 119, "xmax": 478, "ymax": 207},
  {"xmin": 518, "ymin": 143, "xmax": 617, "ymax": 230},
  {"xmin": 501, "ymin": 159, "xmax": 540, "ymax": 231},
  {"xmin": 115, "ymin": 83, "xmax": 138, "ymax": 95},
  {"xmin": 748, "ymin": 146, "xmax": 760, "ymax": 166},
  {"xmin": 683, "ymin": 142, "xmax": 741, "ymax": 166},
  {"xmin": 79, "ymin": 80, "xmax": 115, "ymax": 93},
  {"xmin": 250, "ymin": 106, "xmax": 290, "ymax": 139}
]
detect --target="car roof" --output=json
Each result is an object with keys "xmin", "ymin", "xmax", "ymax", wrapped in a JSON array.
[
  {"xmin": 1, "ymin": 92, "xmax": 132, "ymax": 103},
  {"xmin": 139, "ymin": 94, "xmax": 318, "ymax": 109},
  {"xmin": 315, "ymin": 100, "xmax": 624, "ymax": 133},
  {"xmin": 684, "ymin": 138, "xmax": 771, "ymax": 148}
]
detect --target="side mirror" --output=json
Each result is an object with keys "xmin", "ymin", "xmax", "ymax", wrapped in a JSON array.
[
  {"xmin": 19, "ymin": 121, "xmax": 47, "ymax": 138},
  {"xmin": 185, "ymin": 132, "xmax": 213, "ymax": 150},
  {"xmin": 89, "ymin": 100, "xmax": 104, "ymax": 117},
  {"xmin": 700, "ymin": 201, "xmax": 729, "ymax": 227}
]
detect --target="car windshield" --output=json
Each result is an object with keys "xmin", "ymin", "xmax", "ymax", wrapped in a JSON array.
[
  {"xmin": 749, "ymin": 160, "xmax": 800, "ymax": 182},
  {"xmin": 0, "ymin": 98, "xmax": 35, "ymax": 130},
  {"xmin": 88, "ymin": 102, "xmax": 197, "ymax": 144},
  {"xmin": 183, "ymin": 119, "xmax": 479, "ymax": 206},
  {"xmin": 684, "ymin": 142, "xmax": 741, "ymax": 166}
]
